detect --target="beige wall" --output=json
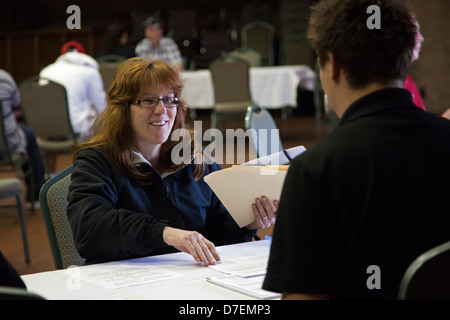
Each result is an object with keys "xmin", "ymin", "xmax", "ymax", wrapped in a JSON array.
[{"xmin": 409, "ymin": 0, "xmax": 450, "ymax": 114}]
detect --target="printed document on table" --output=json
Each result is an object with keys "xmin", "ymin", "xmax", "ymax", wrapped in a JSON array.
[
  {"xmin": 69, "ymin": 263, "xmax": 183, "ymax": 289},
  {"xmin": 208, "ymin": 255, "xmax": 269, "ymax": 278},
  {"xmin": 207, "ymin": 274, "xmax": 280, "ymax": 300}
]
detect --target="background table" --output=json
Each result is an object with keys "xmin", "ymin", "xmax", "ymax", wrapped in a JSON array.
[
  {"xmin": 21, "ymin": 240, "xmax": 273, "ymax": 300},
  {"xmin": 181, "ymin": 65, "xmax": 315, "ymax": 110}
]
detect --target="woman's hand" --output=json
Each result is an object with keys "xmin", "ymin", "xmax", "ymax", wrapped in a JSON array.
[
  {"xmin": 162, "ymin": 227, "xmax": 220, "ymax": 265},
  {"xmin": 247, "ymin": 196, "xmax": 278, "ymax": 230}
]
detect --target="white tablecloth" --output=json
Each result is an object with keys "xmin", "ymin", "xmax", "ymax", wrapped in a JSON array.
[
  {"xmin": 21, "ymin": 240, "xmax": 273, "ymax": 300},
  {"xmin": 181, "ymin": 65, "xmax": 315, "ymax": 109}
]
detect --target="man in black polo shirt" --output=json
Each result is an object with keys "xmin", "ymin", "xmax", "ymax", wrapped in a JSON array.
[{"xmin": 263, "ymin": 0, "xmax": 450, "ymax": 300}]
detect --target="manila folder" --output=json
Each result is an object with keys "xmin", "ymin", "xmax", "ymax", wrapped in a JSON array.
[{"xmin": 204, "ymin": 166, "xmax": 287, "ymax": 228}]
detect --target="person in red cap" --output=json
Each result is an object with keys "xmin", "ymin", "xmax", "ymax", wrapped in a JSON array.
[
  {"xmin": 40, "ymin": 41, "xmax": 106, "ymax": 139},
  {"xmin": 60, "ymin": 41, "xmax": 86, "ymax": 55}
]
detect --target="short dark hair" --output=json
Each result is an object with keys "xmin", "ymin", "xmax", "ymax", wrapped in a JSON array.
[
  {"xmin": 307, "ymin": 0, "xmax": 416, "ymax": 89},
  {"xmin": 142, "ymin": 16, "xmax": 164, "ymax": 29}
]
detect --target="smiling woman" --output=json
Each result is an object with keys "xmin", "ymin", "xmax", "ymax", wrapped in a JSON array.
[{"xmin": 66, "ymin": 58, "xmax": 278, "ymax": 267}]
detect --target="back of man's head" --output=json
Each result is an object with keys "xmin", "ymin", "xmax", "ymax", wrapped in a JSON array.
[{"xmin": 307, "ymin": 0, "xmax": 416, "ymax": 89}]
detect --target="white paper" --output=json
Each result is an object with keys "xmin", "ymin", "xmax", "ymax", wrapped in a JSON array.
[
  {"xmin": 242, "ymin": 145, "xmax": 306, "ymax": 166},
  {"xmin": 207, "ymin": 275, "xmax": 280, "ymax": 300},
  {"xmin": 73, "ymin": 263, "xmax": 183, "ymax": 289},
  {"xmin": 208, "ymin": 255, "xmax": 269, "ymax": 278}
]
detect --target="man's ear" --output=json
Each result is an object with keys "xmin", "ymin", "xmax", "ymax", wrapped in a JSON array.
[{"xmin": 328, "ymin": 52, "xmax": 341, "ymax": 81}]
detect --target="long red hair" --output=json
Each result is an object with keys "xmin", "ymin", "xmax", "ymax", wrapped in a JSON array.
[{"xmin": 74, "ymin": 58, "xmax": 205, "ymax": 184}]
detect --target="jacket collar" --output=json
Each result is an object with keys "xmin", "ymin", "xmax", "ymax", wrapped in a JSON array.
[
  {"xmin": 339, "ymin": 88, "xmax": 415, "ymax": 126},
  {"xmin": 131, "ymin": 150, "xmax": 189, "ymax": 178}
]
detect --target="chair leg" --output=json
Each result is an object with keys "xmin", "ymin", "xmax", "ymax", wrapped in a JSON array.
[
  {"xmin": 210, "ymin": 111, "xmax": 217, "ymax": 130},
  {"xmin": 44, "ymin": 153, "xmax": 57, "ymax": 179},
  {"xmin": 15, "ymin": 195, "xmax": 30, "ymax": 263}
]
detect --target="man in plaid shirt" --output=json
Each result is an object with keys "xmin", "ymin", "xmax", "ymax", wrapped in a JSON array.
[{"xmin": 135, "ymin": 16, "xmax": 183, "ymax": 71}]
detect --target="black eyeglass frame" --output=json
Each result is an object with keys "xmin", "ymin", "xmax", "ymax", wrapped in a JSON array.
[{"xmin": 132, "ymin": 96, "xmax": 180, "ymax": 108}]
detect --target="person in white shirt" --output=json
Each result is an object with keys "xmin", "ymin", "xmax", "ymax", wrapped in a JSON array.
[{"xmin": 40, "ymin": 41, "xmax": 106, "ymax": 138}]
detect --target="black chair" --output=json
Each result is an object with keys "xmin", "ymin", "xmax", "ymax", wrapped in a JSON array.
[
  {"xmin": 0, "ymin": 286, "xmax": 44, "ymax": 300},
  {"xmin": 398, "ymin": 241, "xmax": 450, "ymax": 300}
]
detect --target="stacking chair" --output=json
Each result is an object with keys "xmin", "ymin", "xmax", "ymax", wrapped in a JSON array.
[
  {"xmin": 241, "ymin": 21, "xmax": 275, "ymax": 66},
  {"xmin": 0, "ymin": 101, "xmax": 36, "ymax": 207},
  {"xmin": 19, "ymin": 76, "xmax": 81, "ymax": 177},
  {"xmin": 398, "ymin": 241, "xmax": 450, "ymax": 300},
  {"xmin": 0, "ymin": 286, "xmax": 44, "ymax": 300},
  {"xmin": 39, "ymin": 166, "xmax": 85, "ymax": 269},
  {"xmin": 245, "ymin": 105, "xmax": 283, "ymax": 159},
  {"xmin": 209, "ymin": 57, "xmax": 253, "ymax": 129},
  {"xmin": 98, "ymin": 60, "xmax": 122, "ymax": 93},
  {"xmin": 226, "ymin": 47, "xmax": 262, "ymax": 67},
  {"xmin": 0, "ymin": 177, "xmax": 30, "ymax": 263}
]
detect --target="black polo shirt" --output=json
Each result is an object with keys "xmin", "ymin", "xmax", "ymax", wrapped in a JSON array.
[{"xmin": 263, "ymin": 88, "xmax": 450, "ymax": 299}]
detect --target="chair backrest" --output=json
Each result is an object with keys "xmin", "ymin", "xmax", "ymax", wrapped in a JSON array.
[
  {"xmin": 98, "ymin": 61, "xmax": 122, "ymax": 93},
  {"xmin": 39, "ymin": 166, "xmax": 85, "ymax": 269},
  {"xmin": 398, "ymin": 241, "xmax": 450, "ymax": 300},
  {"xmin": 226, "ymin": 47, "xmax": 262, "ymax": 67},
  {"xmin": 245, "ymin": 104, "xmax": 283, "ymax": 158},
  {"xmin": 241, "ymin": 21, "xmax": 274, "ymax": 66},
  {"xmin": 19, "ymin": 76, "xmax": 75, "ymax": 140},
  {"xmin": 0, "ymin": 286, "xmax": 45, "ymax": 300},
  {"xmin": 209, "ymin": 57, "xmax": 252, "ymax": 112}
]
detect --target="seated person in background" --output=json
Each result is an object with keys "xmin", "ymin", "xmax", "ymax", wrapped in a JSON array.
[
  {"xmin": 404, "ymin": 17, "xmax": 425, "ymax": 111},
  {"xmin": 263, "ymin": 0, "xmax": 450, "ymax": 300},
  {"xmin": 67, "ymin": 58, "xmax": 277, "ymax": 265},
  {"xmin": 39, "ymin": 41, "xmax": 106, "ymax": 138},
  {"xmin": 96, "ymin": 23, "xmax": 136, "ymax": 60},
  {"xmin": 405, "ymin": 16, "xmax": 450, "ymax": 119},
  {"xmin": 135, "ymin": 16, "xmax": 183, "ymax": 71},
  {"xmin": 0, "ymin": 69, "xmax": 45, "ymax": 207}
]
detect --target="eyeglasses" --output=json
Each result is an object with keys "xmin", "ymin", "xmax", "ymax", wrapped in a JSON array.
[{"xmin": 133, "ymin": 96, "xmax": 180, "ymax": 108}]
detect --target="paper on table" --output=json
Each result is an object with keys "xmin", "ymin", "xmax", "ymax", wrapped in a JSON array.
[
  {"xmin": 71, "ymin": 263, "xmax": 183, "ymax": 289},
  {"xmin": 207, "ymin": 275, "xmax": 280, "ymax": 300},
  {"xmin": 208, "ymin": 255, "xmax": 269, "ymax": 277}
]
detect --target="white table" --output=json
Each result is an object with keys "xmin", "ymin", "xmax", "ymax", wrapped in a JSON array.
[
  {"xmin": 181, "ymin": 65, "xmax": 315, "ymax": 110},
  {"xmin": 21, "ymin": 240, "xmax": 274, "ymax": 300}
]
